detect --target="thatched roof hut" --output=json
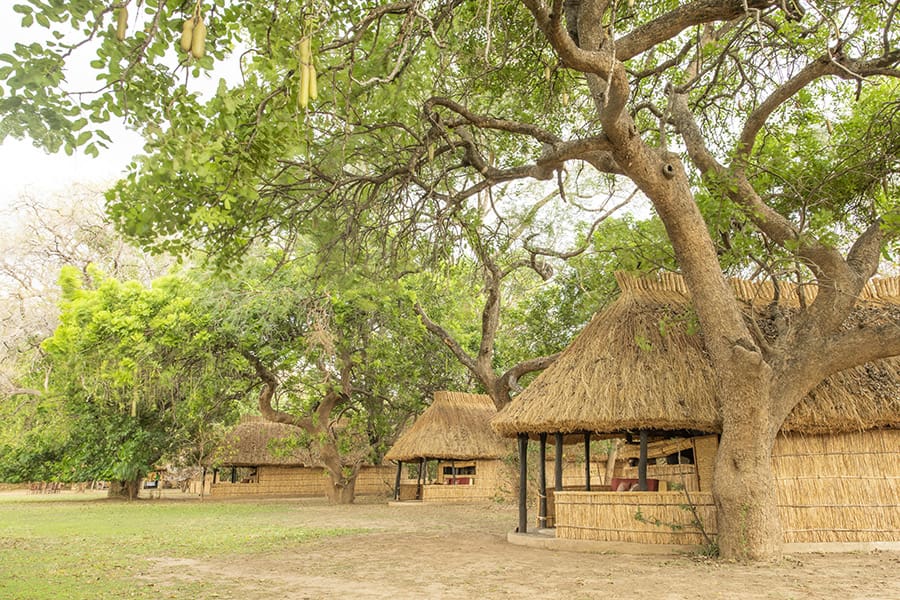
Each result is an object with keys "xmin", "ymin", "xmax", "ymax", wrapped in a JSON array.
[
  {"xmin": 492, "ymin": 272, "xmax": 900, "ymax": 438},
  {"xmin": 211, "ymin": 416, "xmax": 314, "ymax": 467},
  {"xmin": 385, "ymin": 391, "xmax": 516, "ymax": 503},
  {"xmin": 202, "ymin": 417, "xmax": 395, "ymax": 499},
  {"xmin": 386, "ymin": 391, "xmax": 510, "ymax": 462}
]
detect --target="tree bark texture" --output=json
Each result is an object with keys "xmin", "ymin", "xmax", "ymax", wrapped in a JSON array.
[
  {"xmin": 245, "ymin": 351, "xmax": 360, "ymax": 504},
  {"xmin": 107, "ymin": 478, "xmax": 141, "ymax": 500},
  {"xmin": 523, "ymin": 0, "xmax": 900, "ymax": 560},
  {"xmin": 712, "ymin": 353, "xmax": 781, "ymax": 559}
]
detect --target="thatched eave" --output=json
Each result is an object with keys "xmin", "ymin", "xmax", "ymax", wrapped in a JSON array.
[
  {"xmin": 210, "ymin": 416, "xmax": 315, "ymax": 467},
  {"xmin": 492, "ymin": 272, "xmax": 900, "ymax": 438},
  {"xmin": 385, "ymin": 391, "xmax": 512, "ymax": 462}
]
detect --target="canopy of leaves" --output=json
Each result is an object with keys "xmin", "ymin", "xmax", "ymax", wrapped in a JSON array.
[
  {"xmin": 0, "ymin": 265, "xmax": 246, "ymax": 483},
  {"xmin": 3, "ymin": 2, "xmax": 896, "ymax": 275}
]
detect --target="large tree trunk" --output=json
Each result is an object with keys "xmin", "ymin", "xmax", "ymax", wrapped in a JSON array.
[
  {"xmin": 714, "ymin": 424, "xmax": 781, "ymax": 560},
  {"xmin": 107, "ymin": 479, "xmax": 141, "ymax": 500},
  {"xmin": 713, "ymin": 372, "xmax": 782, "ymax": 560},
  {"xmin": 712, "ymin": 354, "xmax": 782, "ymax": 560},
  {"xmin": 320, "ymin": 444, "xmax": 358, "ymax": 504},
  {"xmin": 323, "ymin": 469, "xmax": 357, "ymax": 504}
]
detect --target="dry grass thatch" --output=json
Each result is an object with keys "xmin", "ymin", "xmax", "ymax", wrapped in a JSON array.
[
  {"xmin": 385, "ymin": 391, "xmax": 512, "ymax": 462},
  {"xmin": 210, "ymin": 416, "xmax": 315, "ymax": 467},
  {"xmin": 493, "ymin": 272, "xmax": 900, "ymax": 437}
]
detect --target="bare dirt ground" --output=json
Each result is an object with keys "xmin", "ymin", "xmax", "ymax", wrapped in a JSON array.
[{"xmin": 145, "ymin": 496, "xmax": 900, "ymax": 600}]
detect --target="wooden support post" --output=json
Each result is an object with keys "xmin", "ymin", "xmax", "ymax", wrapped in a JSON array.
[
  {"xmin": 393, "ymin": 461, "xmax": 402, "ymax": 501},
  {"xmin": 451, "ymin": 460, "xmax": 456, "ymax": 485},
  {"xmin": 518, "ymin": 433, "xmax": 528, "ymax": 534},
  {"xmin": 554, "ymin": 432, "xmax": 564, "ymax": 491},
  {"xmin": 418, "ymin": 457, "xmax": 425, "ymax": 500},
  {"xmin": 584, "ymin": 431, "xmax": 591, "ymax": 491},
  {"xmin": 538, "ymin": 433, "xmax": 547, "ymax": 529},
  {"xmin": 638, "ymin": 430, "xmax": 649, "ymax": 491},
  {"xmin": 230, "ymin": 466, "xmax": 236, "ymax": 484}
]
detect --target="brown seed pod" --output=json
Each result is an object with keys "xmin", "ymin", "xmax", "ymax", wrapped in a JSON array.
[
  {"xmin": 191, "ymin": 19, "xmax": 206, "ymax": 59},
  {"xmin": 116, "ymin": 7, "xmax": 128, "ymax": 42},
  {"xmin": 180, "ymin": 19, "xmax": 195, "ymax": 53}
]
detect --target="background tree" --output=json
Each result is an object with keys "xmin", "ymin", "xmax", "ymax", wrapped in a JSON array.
[
  {"xmin": 411, "ymin": 182, "xmax": 629, "ymax": 409},
  {"xmin": 0, "ymin": 188, "xmax": 175, "ymax": 492},
  {"xmin": 0, "ymin": 188, "xmax": 171, "ymax": 397},
  {"xmin": 198, "ymin": 250, "xmax": 467, "ymax": 503},
  {"xmin": 7, "ymin": 266, "xmax": 246, "ymax": 498}
]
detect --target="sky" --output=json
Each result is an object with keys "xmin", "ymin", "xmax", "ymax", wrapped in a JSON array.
[
  {"xmin": 0, "ymin": 6, "xmax": 147, "ymax": 213},
  {"xmin": 0, "ymin": 5, "xmax": 239, "ymax": 215}
]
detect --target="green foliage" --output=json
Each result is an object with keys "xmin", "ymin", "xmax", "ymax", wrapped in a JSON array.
[
  {"xmin": 633, "ymin": 492, "xmax": 719, "ymax": 557},
  {"xmin": 4, "ymin": 1, "xmax": 896, "ymax": 277},
  {"xmin": 193, "ymin": 248, "xmax": 469, "ymax": 467},
  {"xmin": 1, "ymin": 265, "xmax": 246, "ymax": 484},
  {"xmin": 511, "ymin": 215, "xmax": 677, "ymax": 358},
  {"xmin": 696, "ymin": 82, "xmax": 900, "ymax": 276}
]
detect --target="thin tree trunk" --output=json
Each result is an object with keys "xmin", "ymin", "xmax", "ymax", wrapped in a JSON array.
[{"xmin": 604, "ymin": 440, "xmax": 619, "ymax": 486}]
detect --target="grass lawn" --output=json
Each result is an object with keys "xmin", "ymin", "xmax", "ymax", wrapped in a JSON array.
[{"xmin": 0, "ymin": 491, "xmax": 366, "ymax": 599}]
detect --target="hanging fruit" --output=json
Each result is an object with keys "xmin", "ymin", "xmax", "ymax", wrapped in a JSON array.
[
  {"xmin": 116, "ymin": 7, "xmax": 128, "ymax": 41},
  {"xmin": 191, "ymin": 18, "xmax": 207, "ymax": 58},
  {"xmin": 297, "ymin": 34, "xmax": 314, "ymax": 109},
  {"xmin": 183, "ymin": 0, "xmax": 206, "ymax": 59},
  {"xmin": 180, "ymin": 19, "xmax": 194, "ymax": 53}
]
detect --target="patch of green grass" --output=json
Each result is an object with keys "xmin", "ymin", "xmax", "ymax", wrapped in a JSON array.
[{"xmin": 0, "ymin": 497, "xmax": 366, "ymax": 599}]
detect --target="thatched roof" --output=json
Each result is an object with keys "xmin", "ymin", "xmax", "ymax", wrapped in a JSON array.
[
  {"xmin": 211, "ymin": 416, "xmax": 315, "ymax": 467},
  {"xmin": 492, "ymin": 272, "xmax": 900, "ymax": 438},
  {"xmin": 385, "ymin": 391, "xmax": 512, "ymax": 462}
]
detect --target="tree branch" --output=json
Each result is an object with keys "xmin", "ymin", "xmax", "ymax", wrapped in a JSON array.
[
  {"xmin": 615, "ymin": 0, "xmax": 779, "ymax": 61},
  {"xmin": 425, "ymin": 97, "xmax": 561, "ymax": 144},
  {"xmin": 671, "ymin": 91, "xmax": 851, "ymax": 291},
  {"xmin": 738, "ymin": 53, "xmax": 900, "ymax": 158},
  {"xmin": 500, "ymin": 352, "xmax": 561, "ymax": 393},
  {"xmin": 807, "ymin": 321, "xmax": 900, "ymax": 389},
  {"xmin": 413, "ymin": 304, "xmax": 479, "ymax": 374},
  {"xmin": 521, "ymin": 0, "xmax": 614, "ymax": 77},
  {"xmin": 243, "ymin": 350, "xmax": 314, "ymax": 432}
]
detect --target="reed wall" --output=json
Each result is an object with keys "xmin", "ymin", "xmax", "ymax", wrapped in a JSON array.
[
  {"xmin": 552, "ymin": 430, "xmax": 899, "ymax": 545},
  {"xmin": 419, "ymin": 459, "xmax": 515, "ymax": 503},
  {"xmin": 554, "ymin": 491, "xmax": 717, "ymax": 545},
  {"xmin": 543, "ymin": 458, "xmax": 611, "ymax": 488},
  {"xmin": 618, "ymin": 464, "xmax": 699, "ymax": 492},
  {"xmin": 209, "ymin": 465, "xmax": 393, "ymax": 498},
  {"xmin": 774, "ymin": 429, "xmax": 900, "ymax": 543},
  {"xmin": 354, "ymin": 466, "xmax": 396, "ymax": 495}
]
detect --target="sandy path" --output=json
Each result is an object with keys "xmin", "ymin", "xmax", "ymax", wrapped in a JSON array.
[{"xmin": 146, "ymin": 500, "xmax": 900, "ymax": 600}]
